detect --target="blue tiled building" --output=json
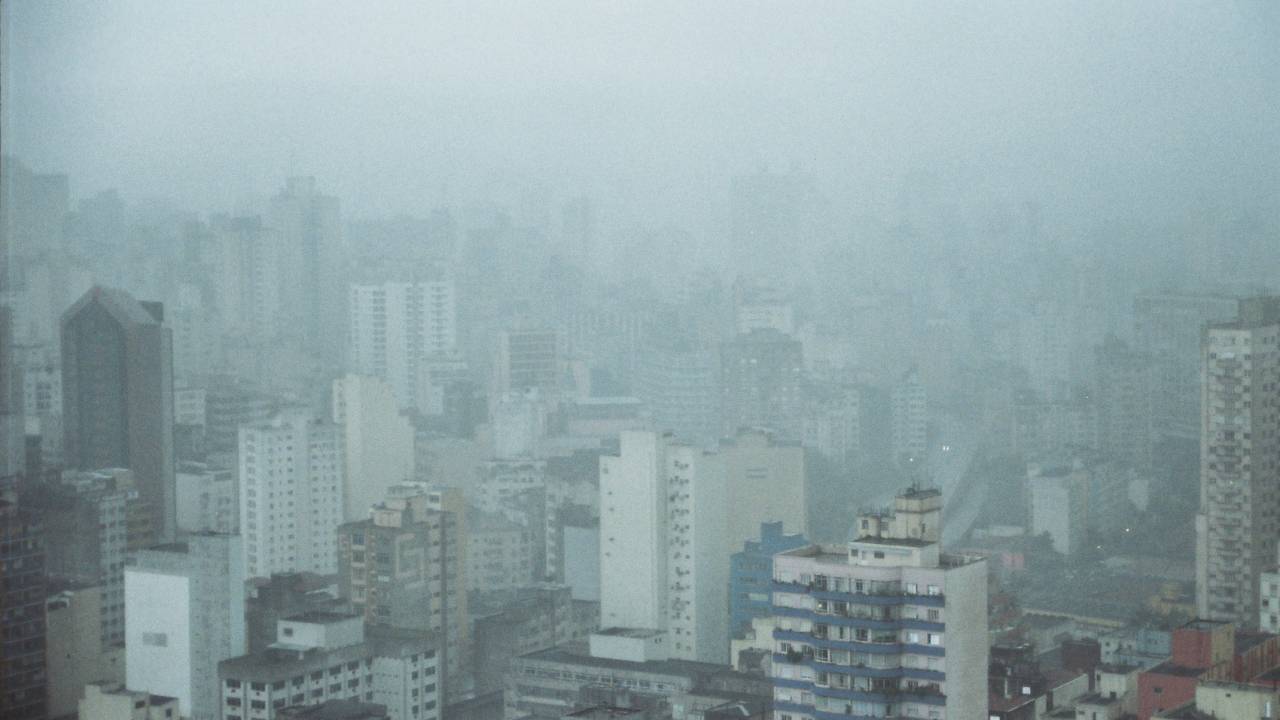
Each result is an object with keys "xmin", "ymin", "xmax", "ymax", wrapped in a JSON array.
[{"xmin": 731, "ymin": 522, "xmax": 808, "ymax": 641}]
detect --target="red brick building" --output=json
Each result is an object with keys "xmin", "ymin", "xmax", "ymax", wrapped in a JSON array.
[{"xmin": 1137, "ymin": 619, "xmax": 1280, "ymax": 719}]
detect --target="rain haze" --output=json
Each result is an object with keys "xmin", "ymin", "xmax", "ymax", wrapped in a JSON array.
[{"xmin": 1, "ymin": 2, "xmax": 1279, "ymax": 719}]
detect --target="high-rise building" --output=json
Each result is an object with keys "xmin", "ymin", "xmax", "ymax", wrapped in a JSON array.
[
  {"xmin": 25, "ymin": 468, "xmax": 153, "ymax": 648},
  {"xmin": 125, "ymin": 533, "xmax": 246, "ymax": 720},
  {"xmin": 494, "ymin": 327, "xmax": 560, "ymax": 397},
  {"xmin": 239, "ymin": 411, "xmax": 344, "ymax": 578},
  {"xmin": 890, "ymin": 366, "xmax": 928, "ymax": 469},
  {"xmin": 599, "ymin": 431, "xmax": 731, "ymax": 663},
  {"xmin": 1196, "ymin": 297, "xmax": 1280, "ymax": 625},
  {"xmin": 635, "ymin": 342, "xmax": 719, "ymax": 446},
  {"xmin": 336, "ymin": 485, "xmax": 467, "ymax": 704},
  {"xmin": 0, "ymin": 480, "xmax": 48, "ymax": 720},
  {"xmin": 347, "ymin": 275, "xmax": 457, "ymax": 409},
  {"xmin": 211, "ymin": 216, "xmax": 282, "ymax": 341},
  {"xmin": 769, "ymin": 487, "xmax": 989, "ymax": 720},
  {"xmin": 61, "ymin": 286, "xmax": 176, "ymax": 539},
  {"xmin": 720, "ymin": 329, "xmax": 804, "ymax": 442},
  {"xmin": 1094, "ymin": 335, "xmax": 1154, "ymax": 469},
  {"xmin": 332, "ymin": 375, "xmax": 416, "ymax": 521},
  {"xmin": 1134, "ymin": 292, "xmax": 1239, "ymax": 443},
  {"xmin": 268, "ymin": 177, "xmax": 342, "ymax": 358}
]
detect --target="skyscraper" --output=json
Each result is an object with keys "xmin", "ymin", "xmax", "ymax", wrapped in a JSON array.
[
  {"xmin": 599, "ymin": 430, "xmax": 731, "ymax": 662},
  {"xmin": 1196, "ymin": 296, "xmax": 1280, "ymax": 625},
  {"xmin": 61, "ymin": 286, "xmax": 176, "ymax": 539},
  {"xmin": 0, "ymin": 480, "xmax": 48, "ymax": 720},
  {"xmin": 125, "ymin": 533, "xmax": 246, "ymax": 720},
  {"xmin": 269, "ymin": 177, "xmax": 341, "ymax": 358},
  {"xmin": 332, "ymin": 375, "xmax": 416, "ymax": 521},
  {"xmin": 769, "ymin": 487, "xmax": 989, "ymax": 720},
  {"xmin": 720, "ymin": 328, "xmax": 804, "ymax": 442},
  {"xmin": 347, "ymin": 274, "xmax": 458, "ymax": 409},
  {"xmin": 238, "ymin": 411, "xmax": 343, "ymax": 578}
]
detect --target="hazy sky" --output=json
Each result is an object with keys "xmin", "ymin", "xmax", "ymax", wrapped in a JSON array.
[{"xmin": 3, "ymin": 1, "xmax": 1277, "ymax": 229}]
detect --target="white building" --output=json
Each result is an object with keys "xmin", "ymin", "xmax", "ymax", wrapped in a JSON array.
[
  {"xmin": 125, "ymin": 533, "xmax": 246, "ymax": 720},
  {"xmin": 239, "ymin": 411, "xmax": 343, "ymax": 578},
  {"xmin": 348, "ymin": 276, "xmax": 457, "ymax": 409},
  {"xmin": 79, "ymin": 682, "xmax": 181, "ymax": 720},
  {"xmin": 890, "ymin": 366, "xmax": 928, "ymax": 469},
  {"xmin": 176, "ymin": 462, "xmax": 237, "ymax": 534},
  {"xmin": 491, "ymin": 389, "xmax": 549, "ymax": 459},
  {"xmin": 1262, "ymin": 563, "xmax": 1280, "ymax": 633},
  {"xmin": 719, "ymin": 428, "xmax": 808, "ymax": 545},
  {"xmin": 599, "ymin": 431, "xmax": 731, "ymax": 663},
  {"xmin": 212, "ymin": 216, "xmax": 282, "ymax": 341},
  {"xmin": 217, "ymin": 613, "xmax": 441, "ymax": 720},
  {"xmin": 332, "ymin": 375, "xmax": 416, "ymax": 521},
  {"xmin": 1027, "ymin": 462, "xmax": 1088, "ymax": 556},
  {"xmin": 171, "ymin": 282, "xmax": 219, "ymax": 383},
  {"xmin": 1197, "ymin": 297, "xmax": 1280, "ymax": 626},
  {"xmin": 769, "ymin": 488, "xmax": 989, "ymax": 720}
]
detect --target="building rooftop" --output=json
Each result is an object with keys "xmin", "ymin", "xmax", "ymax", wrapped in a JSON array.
[
  {"xmin": 276, "ymin": 699, "xmax": 388, "ymax": 720},
  {"xmin": 1146, "ymin": 661, "xmax": 1206, "ymax": 679},
  {"xmin": 595, "ymin": 627, "xmax": 664, "ymax": 638},
  {"xmin": 518, "ymin": 642, "xmax": 736, "ymax": 679},
  {"xmin": 851, "ymin": 535, "xmax": 934, "ymax": 548},
  {"xmin": 284, "ymin": 611, "xmax": 360, "ymax": 625}
]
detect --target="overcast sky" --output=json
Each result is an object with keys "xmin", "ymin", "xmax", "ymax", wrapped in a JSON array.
[{"xmin": 2, "ymin": 1, "xmax": 1277, "ymax": 230}]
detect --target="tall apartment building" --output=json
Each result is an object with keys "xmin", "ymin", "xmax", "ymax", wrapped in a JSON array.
[
  {"xmin": 61, "ymin": 286, "xmax": 176, "ymax": 539},
  {"xmin": 217, "ymin": 614, "xmax": 440, "ymax": 720},
  {"xmin": 890, "ymin": 366, "xmax": 928, "ymax": 469},
  {"xmin": 336, "ymin": 486, "xmax": 467, "ymax": 704},
  {"xmin": 720, "ymin": 329, "xmax": 804, "ymax": 442},
  {"xmin": 1196, "ymin": 297, "xmax": 1280, "ymax": 625},
  {"xmin": 635, "ymin": 343, "xmax": 720, "ymax": 446},
  {"xmin": 239, "ymin": 412, "xmax": 344, "ymax": 578},
  {"xmin": 212, "ymin": 216, "xmax": 282, "ymax": 341},
  {"xmin": 1135, "ymin": 292, "xmax": 1239, "ymax": 442},
  {"xmin": 599, "ymin": 431, "xmax": 731, "ymax": 663},
  {"xmin": 494, "ymin": 327, "xmax": 560, "ymax": 396},
  {"xmin": 125, "ymin": 533, "xmax": 247, "ymax": 720},
  {"xmin": 25, "ymin": 468, "xmax": 153, "ymax": 648},
  {"xmin": 0, "ymin": 481, "xmax": 48, "ymax": 720},
  {"xmin": 332, "ymin": 375, "xmax": 415, "ymax": 521},
  {"xmin": 1095, "ymin": 335, "xmax": 1154, "ymax": 469},
  {"xmin": 347, "ymin": 276, "xmax": 457, "ymax": 409},
  {"xmin": 769, "ymin": 487, "xmax": 988, "ymax": 720},
  {"xmin": 269, "ymin": 177, "xmax": 342, "ymax": 358}
]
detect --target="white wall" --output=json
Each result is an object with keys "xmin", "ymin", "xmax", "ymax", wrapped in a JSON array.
[
  {"xmin": 599, "ymin": 431, "xmax": 666, "ymax": 630},
  {"xmin": 125, "ymin": 570, "xmax": 193, "ymax": 717}
]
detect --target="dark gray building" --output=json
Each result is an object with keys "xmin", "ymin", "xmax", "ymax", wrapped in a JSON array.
[{"xmin": 61, "ymin": 286, "xmax": 176, "ymax": 539}]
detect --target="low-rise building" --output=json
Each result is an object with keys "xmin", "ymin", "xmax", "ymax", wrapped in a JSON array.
[
  {"xmin": 217, "ymin": 613, "xmax": 440, "ymax": 720},
  {"xmin": 78, "ymin": 682, "xmax": 180, "ymax": 720},
  {"xmin": 503, "ymin": 638, "xmax": 770, "ymax": 720},
  {"xmin": 1137, "ymin": 619, "xmax": 1280, "ymax": 719}
]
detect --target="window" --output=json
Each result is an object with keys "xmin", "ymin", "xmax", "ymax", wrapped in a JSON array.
[
  {"xmin": 142, "ymin": 632, "xmax": 168, "ymax": 647},
  {"xmin": 927, "ymin": 585, "xmax": 940, "ymax": 596}
]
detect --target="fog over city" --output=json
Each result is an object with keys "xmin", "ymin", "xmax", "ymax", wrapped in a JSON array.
[{"xmin": 2, "ymin": 2, "xmax": 1279, "ymax": 720}]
